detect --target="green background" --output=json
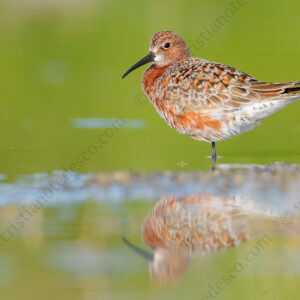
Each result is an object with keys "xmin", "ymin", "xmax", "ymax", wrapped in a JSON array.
[{"xmin": 0, "ymin": 0, "xmax": 300, "ymax": 180}]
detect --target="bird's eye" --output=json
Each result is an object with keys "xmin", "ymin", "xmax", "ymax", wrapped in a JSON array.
[{"xmin": 164, "ymin": 43, "xmax": 171, "ymax": 49}]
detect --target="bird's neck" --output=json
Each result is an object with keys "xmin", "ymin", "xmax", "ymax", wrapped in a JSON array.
[{"xmin": 142, "ymin": 64, "xmax": 169, "ymax": 96}]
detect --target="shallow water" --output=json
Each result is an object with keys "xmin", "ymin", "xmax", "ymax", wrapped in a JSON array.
[{"xmin": 0, "ymin": 164, "xmax": 300, "ymax": 299}]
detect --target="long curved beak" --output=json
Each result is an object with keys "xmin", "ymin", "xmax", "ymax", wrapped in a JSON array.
[
  {"xmin": 122, "ymin": 52, "xmax": 155, "ymax": 79},
  {"xmin": 122, "ymin": 236, "xmax": 153, "ymax": 261}
]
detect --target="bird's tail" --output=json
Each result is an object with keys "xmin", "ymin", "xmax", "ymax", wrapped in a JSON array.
[
  {"xmin": 285, "ymin": 80, "xmax": 300, "ymax": 94},
  {"xmin": 249, "ymin": 80, "xmax": 300, "ymax": 101}
]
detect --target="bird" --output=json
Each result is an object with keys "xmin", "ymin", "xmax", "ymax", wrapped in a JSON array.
[{"xmin": 122, "ymin": 31, "xmax": 300, "ymax": 170}]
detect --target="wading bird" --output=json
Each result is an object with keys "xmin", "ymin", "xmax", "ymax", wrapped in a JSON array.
[{"xmin": 122, "ymin": 31, "xmax": 300, "ymax": 170}]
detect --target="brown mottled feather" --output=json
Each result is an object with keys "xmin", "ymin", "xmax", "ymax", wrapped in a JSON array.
[{"xmin": 161, "ymin": 58, "xmax": 300, "ymax": 111}]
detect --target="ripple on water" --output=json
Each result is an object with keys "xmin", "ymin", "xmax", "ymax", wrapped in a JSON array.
[{"xmin": 0, "ymin": 163, "xmax": 299, "ymax": 217}]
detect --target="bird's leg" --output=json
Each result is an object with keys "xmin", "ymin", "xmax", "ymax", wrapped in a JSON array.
[{"xmin": 211, "ymin": 142, "xmax": 216, "ymax": 171}]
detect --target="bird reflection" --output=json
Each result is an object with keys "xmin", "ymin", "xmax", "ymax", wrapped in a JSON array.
[{"xmin": 124, "ymin": 194, "xmax": 292, "ymax": 284}]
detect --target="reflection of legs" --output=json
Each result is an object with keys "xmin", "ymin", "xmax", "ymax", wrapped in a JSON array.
[{"xmin": 211, "ymin": 142, "xmax": 216, "ymax": 171}]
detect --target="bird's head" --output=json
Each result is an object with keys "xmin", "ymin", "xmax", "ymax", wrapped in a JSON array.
[{"xmin": 122, "ymin": 31, "xmax": 190, "ymax": 78}]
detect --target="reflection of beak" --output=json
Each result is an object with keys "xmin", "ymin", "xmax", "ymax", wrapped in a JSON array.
[
  {"xmin": 121, "ymin": 52, "xmax": 155, "ymax": 79},
  {"xmin": 122, "ymin": 236, "xmax": 153, "ymax": 260}
]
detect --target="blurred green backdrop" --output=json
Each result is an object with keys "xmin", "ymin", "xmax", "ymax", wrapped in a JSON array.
[{"xmin": 0, "ymin": 0, "xmax": 300, "ymax": 179}]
